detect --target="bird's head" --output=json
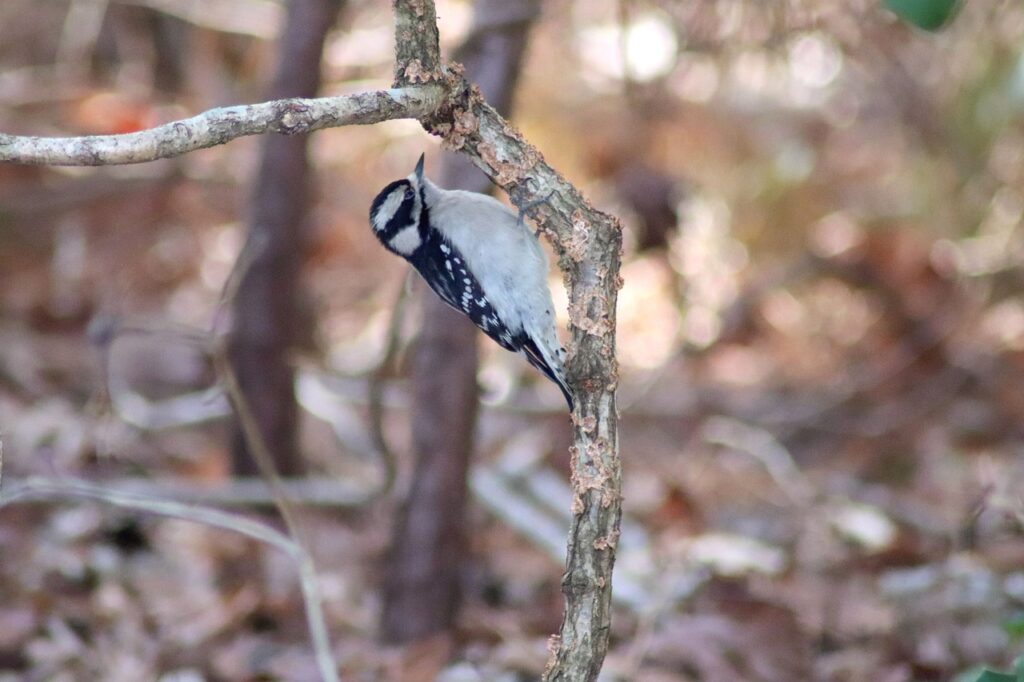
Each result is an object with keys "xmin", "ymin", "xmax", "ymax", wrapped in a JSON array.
[{"xmin": 369, "ymin": 153, "xmax": 427, "ymax": 257}]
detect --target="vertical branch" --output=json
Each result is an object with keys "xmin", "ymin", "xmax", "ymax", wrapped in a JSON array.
[
  {"xmin": 393, "ymin": 0, "xmax": 442, "ymax": 84},
  {"xmin": 381, "ymin": 0, "xmax": 541, "ymax": 644},
  {"xmin": 229, "ymin": 0, "xmax": 343, "ymax": 475},
  {"xmin": 541, "ymin": 198, "xmax": 622, "ymax": 682},
  {"xmin": 428, "ymin": 92, "xmax": 624, "ymax": 680}
]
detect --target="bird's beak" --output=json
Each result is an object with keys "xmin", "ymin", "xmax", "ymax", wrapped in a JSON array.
[{"xmin": 414, "ymin": 153, "xmax": 425, "ymax": 182}]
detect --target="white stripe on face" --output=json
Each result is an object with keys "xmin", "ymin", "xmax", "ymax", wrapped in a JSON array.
[{"xmin": 372, "ymin": 187, "xmax": 407, "ymax": 233}]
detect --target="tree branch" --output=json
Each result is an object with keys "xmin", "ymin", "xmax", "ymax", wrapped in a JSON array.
[
  {"xmin": 422, "ymin": 67, "xmax": 624, "ymax": 682},
  {"xmin": 393, "ymin": 0, "xmax": 442, "ymax": 85},
  {"xmin": 0, "ymin": 85, "xmax": 443, "ymax": 166}
]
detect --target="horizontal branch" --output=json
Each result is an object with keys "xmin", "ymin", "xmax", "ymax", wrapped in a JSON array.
[
  {"xmin": 120, "ymin": 0, "xmax": 283, "ymax": 39},
  {"xmin": 0, "ymin": 475, "xmax": 338, "ymax": 682},
  {"xmin": 2, "ymin": 476, "xmax": 377, "ymax": 508},
  {"xmin": 0, "ymin": 84, "xmax": 444, "ymax": 166},
  {"xmin": 0, "ymin": 477, "xmax": 300, "ymax": 554},
  {"xmin": 0, "ymin": 475, "xmax": 342, "ymax": 675}
]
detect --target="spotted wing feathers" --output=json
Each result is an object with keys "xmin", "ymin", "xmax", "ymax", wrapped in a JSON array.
[
  {"xmin": 410, "ymin": 231, "xmax": 518, "ymax": 351},
  {"xmin": 409, "ymin": 233, "xmax": 573, "ymax": 408}
]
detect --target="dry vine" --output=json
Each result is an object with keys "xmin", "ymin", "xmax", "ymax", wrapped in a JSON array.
[{"xmin": 0, "ymin": 0, "xmax": 623, "ymax": 678}]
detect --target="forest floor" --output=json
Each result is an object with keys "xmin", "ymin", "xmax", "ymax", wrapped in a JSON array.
[{"xmin": 2, "ymin": 157, "xmax": 1023, "ymax": 681}]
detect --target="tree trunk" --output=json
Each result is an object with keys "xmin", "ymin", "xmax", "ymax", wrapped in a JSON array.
[
  {"xmin": 380, "ymin": 0, "xmax": 541, "ymax": 642},
  {"xmin": 229, "ymin": 0, "xmax": 342, "ymax": 475}
]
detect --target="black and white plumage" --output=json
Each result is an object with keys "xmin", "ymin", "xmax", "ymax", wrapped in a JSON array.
[{"xmin": 369, "ymin": 154, "xmax": 573, "ymax": 409}]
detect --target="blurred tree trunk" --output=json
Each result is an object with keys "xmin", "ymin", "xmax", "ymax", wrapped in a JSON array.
[
  {"xmin": 381, "ymin": 0, "xmax": 541, "ymax": 643},
  {"xmin": 229, "ymin": 0, "xmax": 342, "ymax": 475}
]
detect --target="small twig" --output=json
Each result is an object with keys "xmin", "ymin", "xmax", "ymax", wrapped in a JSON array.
[
  {"xmin": 0, "ymin": 475, "xmax": 337, "ymax": 681},
  {"xmin": 3, "ymin": 476, "xmax": 375, "ymax": 508},
  {"xmin": 213, "ymin": 231, "xmax": 270, "ymax": 336},
  {"xmin": 701, "ymin": 416, "xmax": 815, "ymax": 506},
  {"xmin": 56, "ymin": 0, "xmax": 110, "ymax": 78},
  {"xmin": 0, "ymin": 86, "xmax": 443, "ymax": 166},
  {"xmin": 209, "ymin": 231, "xmax": 324, "ymax": 592},
  {"xmin": 366, "ymin": 272, "xmax": 414, "ymax": 493},
  {"xmin": 209, "ymin": 229, "xmax": 313, "ymax": 585},
  {"xmin": 0, "ymin": 477, "xmax": 299, "ymax": 552},
  {"xmin": 213, "ymin": 347, "xmax": 339, "ymax": 682}
]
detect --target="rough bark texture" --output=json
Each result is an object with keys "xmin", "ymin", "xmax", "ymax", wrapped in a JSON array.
[
  {"xmin": 393, "ymin": 0, "xmax": 442, "ymax": 86},
  {"xmin": 228, "ymin": 0, "xmax": 343, "ymax": 475},
  {"xmin": 380, "ymin": 0, "xmax": 540, "ymax": 643}
]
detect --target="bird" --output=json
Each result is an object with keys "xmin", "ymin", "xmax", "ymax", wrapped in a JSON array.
[{"xmin": 369, "ymin": 154, "xmax": 573, "ymax": 409}]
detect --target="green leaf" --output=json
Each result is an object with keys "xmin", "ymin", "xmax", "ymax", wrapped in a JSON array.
[
  {"xmin": 953, "ymin": 667, "xmax": 989, "ymax": 682},
  {"xmin": 1004, "ymin": 615, "xmax": 1024, "ymax": 638},
  {"xmin": 884, "ymin": 0, "xmax": 962, "ymax": 30},
  {"xmin": 972, "ymin": 671, "xmax": 1016, "ymax": 682}
]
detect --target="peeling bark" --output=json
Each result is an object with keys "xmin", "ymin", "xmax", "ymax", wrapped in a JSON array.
[{"xmin": 393, "ymin": 0, "xmax": 442, "ymax": 85}]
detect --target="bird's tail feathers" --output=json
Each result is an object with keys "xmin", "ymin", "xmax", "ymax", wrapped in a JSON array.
[{"xmin": 520, "ymin": 338, "xmax": 574, "ymax": 410}]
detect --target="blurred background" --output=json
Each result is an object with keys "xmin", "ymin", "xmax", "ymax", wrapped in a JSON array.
[{"xmin": 2, "ymin": 0, "xmax": 1024, "ymax": 680}]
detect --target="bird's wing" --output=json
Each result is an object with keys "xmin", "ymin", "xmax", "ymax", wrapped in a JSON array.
[
  {"xmin": 410, "ymin": 230, "xmax": 519, "ymax": 352},
  {"xmin": 411, "ymin": 239, "xmax": 462, "ymax": 311}
]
